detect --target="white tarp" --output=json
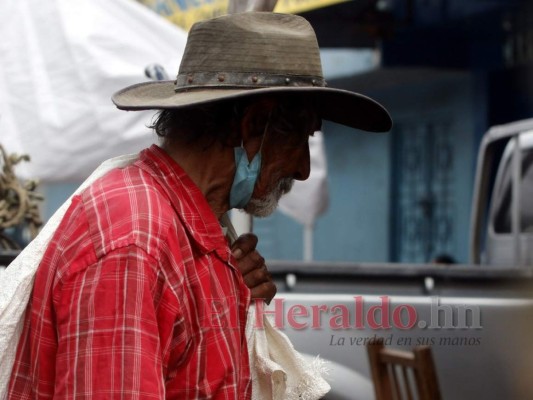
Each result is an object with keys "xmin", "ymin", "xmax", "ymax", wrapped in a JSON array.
[{"xmin": 0, "ymin": 0, "xmax": 187, "ymax": 182}]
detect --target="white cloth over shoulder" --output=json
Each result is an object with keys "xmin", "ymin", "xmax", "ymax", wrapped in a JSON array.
[{"xmin": 0, "ymin": 153, "xmax": 330, "ymax": 399}]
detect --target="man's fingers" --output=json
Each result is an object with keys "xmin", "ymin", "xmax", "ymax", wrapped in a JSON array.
[
  {"xmin": 250, "ymin": 281, "xmax": 277, "ymax": 304},
  {"xmin": 230, "ymin": 234, "xmax": 277, "ymax": 303},
  {"xmin": 242, "ymin": 263, "xmax": 270, "ymax": 288},
  {"xmin": 231, "ymin": 233, "xmax": 258, "ymax": 259},
  {"xmin": 237, "ymin": 252, "xmax": 265, "ymax": 275}
]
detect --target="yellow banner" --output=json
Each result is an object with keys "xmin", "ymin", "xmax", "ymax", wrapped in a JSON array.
[{"xmin": 137, "ymin": 0, "xmax": 349, "ymax": 31}]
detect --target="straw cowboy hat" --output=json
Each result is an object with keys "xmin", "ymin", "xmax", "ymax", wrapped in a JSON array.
[{"xmin": 112, "ymin": 12, "xmax": 392, "ymax": 132}]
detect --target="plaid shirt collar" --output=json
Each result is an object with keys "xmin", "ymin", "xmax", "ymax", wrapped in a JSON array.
[{"xmin": 137, "ymin": 144, "xmax": 231, "ymax": 261}]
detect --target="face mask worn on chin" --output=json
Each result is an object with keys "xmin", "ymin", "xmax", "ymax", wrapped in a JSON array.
[{"xmin": 229, "ymin": 147, "xmax": 261, "ymax": 209}]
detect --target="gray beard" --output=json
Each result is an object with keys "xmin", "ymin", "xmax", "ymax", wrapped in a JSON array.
[{"xmin": 245, "ymin": 177, "xmax": 294, "ymax": 218}]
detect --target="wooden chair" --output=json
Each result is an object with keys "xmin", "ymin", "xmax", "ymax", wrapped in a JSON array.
[{"xmin": 366, "ymin": 341, "xmax": 442, "ymax": 400}]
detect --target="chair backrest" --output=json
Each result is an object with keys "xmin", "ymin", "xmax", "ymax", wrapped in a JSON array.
[{"xmin": 366, "ymin": 341, "xmax": 442, "ymax": 400}]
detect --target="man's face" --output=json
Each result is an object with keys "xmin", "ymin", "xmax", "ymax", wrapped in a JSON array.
[{"xmin": 245, "ymin": 103, "xmax": 320, "ymax": 217}]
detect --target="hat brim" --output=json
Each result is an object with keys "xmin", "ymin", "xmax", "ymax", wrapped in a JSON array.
[{"xmin": 112, "ymin": 81, "xmax": 392, "ymax": 132}]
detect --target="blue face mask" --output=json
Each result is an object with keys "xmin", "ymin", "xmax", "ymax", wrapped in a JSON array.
[{"xmin": 229, "ymin": 146, "xmax": 262, "ymax": 209}]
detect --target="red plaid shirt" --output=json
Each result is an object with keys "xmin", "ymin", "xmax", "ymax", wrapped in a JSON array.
[{"xmin": 8, "ymin": 145, "xmax": 252, "ymax": 399}]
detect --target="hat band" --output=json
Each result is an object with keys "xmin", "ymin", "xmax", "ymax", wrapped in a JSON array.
[{"xmin": 175, "ymin": 72, "xmax": 327, "ymax": 92}]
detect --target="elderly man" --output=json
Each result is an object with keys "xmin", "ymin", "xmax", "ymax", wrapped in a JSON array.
[{"xmin": 8, "ymin": 11, "xmax": 391, "ymax": 399}]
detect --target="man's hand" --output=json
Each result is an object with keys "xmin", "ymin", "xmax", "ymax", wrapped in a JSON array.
[{"xmin": 231, "ymin": 233, "xmax": 277, "ymax": 304}]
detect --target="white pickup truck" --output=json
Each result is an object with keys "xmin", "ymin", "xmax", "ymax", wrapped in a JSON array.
[{"xmin": 266, "ymin": 118, "xmax": 533, "ymax": 400}]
